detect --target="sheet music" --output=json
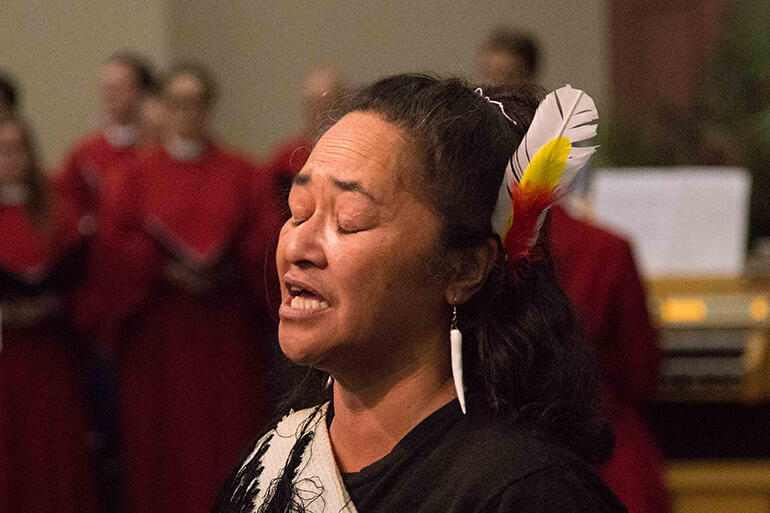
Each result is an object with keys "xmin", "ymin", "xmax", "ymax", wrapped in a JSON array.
[{"xmin": 589, "ymin": 167, "xmax": 751, "ymax": 277}]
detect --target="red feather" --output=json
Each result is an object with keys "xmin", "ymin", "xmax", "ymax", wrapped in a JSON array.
[{"xmin": 504, "ymin": 182, "xmax": 555, "ymax": 263}]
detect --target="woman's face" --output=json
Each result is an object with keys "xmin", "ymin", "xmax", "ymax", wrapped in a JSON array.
[
  {"xmin": 0, "ymin": 122, "xmax": 28, "ymax": 185},
  {"xmin": 163, "ymin": 73, "xmax": 209, "ymax": 141},
  {"xmin": 100, "ymin": 61, "xmax": 142, "ymax": 124},
  {"xmin": 277, "ymin": 111, "xmax": 447, "ymax": 377}
]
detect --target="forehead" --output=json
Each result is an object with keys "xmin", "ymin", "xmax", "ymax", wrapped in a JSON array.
[
  {"xmin": 101, "ymin": 61, "xmax": 136, "ymax": 83},
  {"xmin": 304, "ymin": 111, "xmax": 413, "ymax": 189},
  {"xmin": 165, "ymin": 73, "xmax": 205, "ymax": 99},
  {"xmin": 481, "ymin": 49, "xmax": 519, "ymax": 68}
]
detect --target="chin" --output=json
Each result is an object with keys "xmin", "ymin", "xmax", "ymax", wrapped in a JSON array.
[{"xmin": 278, "ymin": 327, "xmax": 327, "ymax": 367}]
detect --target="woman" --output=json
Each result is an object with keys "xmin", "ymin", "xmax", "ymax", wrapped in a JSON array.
[
  {"xmin": 214, "ymin": 75, "xmax": 626, "ymax": 512},
  {"xmin": 80, "ymin": 63, "xmax": 282, "ymax": 513},
  {"xmin": 0, "ymin": 117, "xmax": 97, "ymax": 513},
  {"xmin": 57, "ymin": 53, "xmax": 155, "ymax": 230}
]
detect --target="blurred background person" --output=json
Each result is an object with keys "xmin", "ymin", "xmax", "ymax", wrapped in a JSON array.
[
  {"xmin": 137, "ymin": 91, "xmax": 167, "ymax": 148},
  {"xmin": 266, "ymin": 65, "xmax": 347, "ymax": 213},
  {"xmin": 0, "ymin": 72, "xmax": 19, "ymax": 122},
  {"xmin": 57, "ymin": 52, "xmax": 155, "ymax": 233},
  {"xmin": 477, "ymin": 27, "xmax": 540, "ymax": 87},
  {"xmin": 54, "ymin": 52, "xmax": 157, "ymax": 513},
  {"xmin": 549, "ymin": 206, "xmax": 668, "ymax": 513},
  {"xmin": 475, "ymin": 27, "xmax": 669, "ymax": 513},
  {"xmin": 78, "ymin": 62, "xmax": 282, "ymax": 513},
  {"xmin": 0, "ymin": 116, "xmax": 97, "ymax": 513}
]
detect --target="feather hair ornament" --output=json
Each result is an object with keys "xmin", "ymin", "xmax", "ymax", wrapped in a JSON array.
[{"xmin": 490, "ymin": 84, "xmax": 598, "ymax": 264}]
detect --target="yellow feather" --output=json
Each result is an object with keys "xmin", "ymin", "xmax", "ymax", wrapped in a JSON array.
[{"xmin": 519, "ymin": 137, "xmax": 572, "ymax": 189}]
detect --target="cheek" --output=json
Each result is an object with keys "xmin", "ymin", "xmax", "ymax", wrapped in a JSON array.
[
  {"xmin": 336, "ymin": 234, "xmax": 434, "ymax": 316},
  {"xmin": 275, "ymin": 225, "xmax": 291, "ymax": 283}
]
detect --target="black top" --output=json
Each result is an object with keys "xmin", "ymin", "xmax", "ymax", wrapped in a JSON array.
[{"xmin": 338, "ymin": 399, "xmax": 627, "ymax": 513}]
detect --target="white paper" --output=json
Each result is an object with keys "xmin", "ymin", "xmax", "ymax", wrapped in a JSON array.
[{"xmin": 589, "ymin": 167, "xmax": 751, "ymax": 277}]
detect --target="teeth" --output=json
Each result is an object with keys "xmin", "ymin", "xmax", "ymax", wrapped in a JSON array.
[{"xmin": 290, "ymin": 296, "xmax": 329, "ymax": 311}]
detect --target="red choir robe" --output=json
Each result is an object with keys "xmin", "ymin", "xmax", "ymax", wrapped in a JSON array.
[
  {"xmin": 0, "ymin": 195, "xmax": 97, "ymax": 513},
  {"xmin": 83, "ymin": 143, "xmax": 282, "ymax": 513},
  {"xmin": 549, "ymin": 205, "xmax": 669, "ymax": 513},
  {"xmin": 57, "ymin": 130, "xmax": 141, "ymax": 230}
]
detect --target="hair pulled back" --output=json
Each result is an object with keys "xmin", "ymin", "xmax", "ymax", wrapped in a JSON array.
[{"xmin": 324, "ymin": 74, "xmax": 611, "ymax": 465}]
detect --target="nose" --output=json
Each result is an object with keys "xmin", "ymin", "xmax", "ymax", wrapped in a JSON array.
[{"xmin": 280, "ymin": 213, "xmax": 328, "ymax": 270}]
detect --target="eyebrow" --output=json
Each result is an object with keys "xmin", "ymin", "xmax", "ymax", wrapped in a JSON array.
[
  {"xmin": 332, "ymin": 178, "xmax": 377, "ymax": 202},
  {"xmin": 292, "ymin": 173, "xmax": 377, "ymax": 202}
]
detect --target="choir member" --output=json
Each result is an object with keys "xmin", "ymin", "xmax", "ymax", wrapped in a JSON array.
[
  {"xmin": 476, "ymin": 29, "xmax": 669, "ymax": 513},
  {"xmin": 84, "ymin": 62, "xmax": 282, "ymax": 513},
  {"xmin": 476, "ymin": 27, "xmax": 540, "ymax": 87},
  {"xmin": 57, "ymin": 52, "xmax": 155, "ymax": 231},
  {"xmin": 550, "ymin": 205, "xmax": 668, "ymax": 513},
  {"xmin": 0, "ymin": 117, "xmax": 97, "ymax": 513},
  {"xmin": 57, "ymin": 53, "xmax": 156, "ymax": 512},
  {"xmin": 266, "ymin": 66, "xmax": 346, "ymax": 212}
]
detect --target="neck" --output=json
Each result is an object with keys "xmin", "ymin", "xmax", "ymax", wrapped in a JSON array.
[
  {"xmin": 0, "ymin": 181, "xmax": 28, "ymax": 206},
  {"xmin": 165, "ymin": 135, "xmax": 206, "ymax": 161},
  {"xmin": 104, "ymin": 123, "xmax": 137, "ymax": 147},
  {"xmin": 328, "ymin": 337, "xmax": 456, "ymax": 473}
]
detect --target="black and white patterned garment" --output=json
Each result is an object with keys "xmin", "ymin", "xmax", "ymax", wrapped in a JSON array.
[
  {"xmin": 213, "ymin": 403, "xmax": 356, "ymax": 513},
  {"xmin": 213, "ymin": 399, "xmax": 627, "ymax": 513}
]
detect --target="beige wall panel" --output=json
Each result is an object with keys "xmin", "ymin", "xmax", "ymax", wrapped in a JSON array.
[
  {"xmin": 0, "ymin": 0, "xmax": 170, "ymax": 169},
  {"xmin": 1, "ymin": 2, "xmax": 606, "ymax": 165},
  {"xmin": 167, "ymin": 1, "xmax": 608, "ymax": 159}
]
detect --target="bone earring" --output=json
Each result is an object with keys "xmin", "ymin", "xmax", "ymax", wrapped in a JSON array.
[
  {"xmin": 325, "ymin": 375, "xmax": 333, "ymax": 389},
  {"xmin": 450, "ymin": 305, "xmax": 466, "ymax": 414}
]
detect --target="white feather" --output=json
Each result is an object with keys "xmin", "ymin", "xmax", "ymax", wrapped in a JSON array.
[
  {"xmin": 491, "ymin": 159, "xmax": 515, "ymax": 240},
  {"xmin": 511, "ymin": 84, "xmax": 598, "ymax": 193}
]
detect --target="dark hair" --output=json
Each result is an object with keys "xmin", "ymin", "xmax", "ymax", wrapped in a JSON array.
[
  {"xmin": 322, "ymin": 74, "xmax": 610, "ymax": 461},
  {"xmin": 1, "ymin": 117, "xmax": 49, "ymax": 227},
  {"xmin": 164, "ymin": 61, "xmax": 218, "ymax": 105},
  {"xmin": 106, "ymin": 52, "xmax": 156, "ymax": 93},
  {"xmin": 481, "ymin": 27, "xmax": 541, "ymax": 81},
  {"xmin": 214, "ymin": 74, "xmax": 612, "ymax": 513},
  {"xmin": 0, "ymin": 72, "xmax": 19, "ymax": 111}
]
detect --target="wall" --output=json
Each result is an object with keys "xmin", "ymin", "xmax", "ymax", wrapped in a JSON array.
[
  {"xmin": 2, "ymin": 1, "xmax": 608, "ymax": 166},
  {"xmin": 0, "ymin": 0, "xmax": 170, "ymax": 168},
  {"xmin": 168, "ymin": 0, "xmax": 609, "ymax": 159}
]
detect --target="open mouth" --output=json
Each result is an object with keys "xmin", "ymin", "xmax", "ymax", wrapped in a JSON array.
[{"xmin": 287, "ymin": 283, "xmax": 329, "ymax": 311}]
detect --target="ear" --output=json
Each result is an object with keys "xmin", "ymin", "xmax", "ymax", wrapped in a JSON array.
[{"xmin": 444, "ymin": 238, "xmax": 499, "ymax": 305}]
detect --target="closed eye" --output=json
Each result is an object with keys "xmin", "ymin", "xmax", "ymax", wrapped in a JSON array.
[{"xmin": 336, "ymin": 222, "xmax": 359, "ymax": 234}]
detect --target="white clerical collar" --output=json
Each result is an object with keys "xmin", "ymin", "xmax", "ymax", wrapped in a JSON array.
[
  {"xmin": 165, "ymin": 136, "xmax": 205, "ymax": 161},
  {"xmin": 0, "ymin": 184, "xmax": 28, "ymax": 206},
  {"xmin": 104, "ymin": 124, "xmax": 137, "ymax": 148}
]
